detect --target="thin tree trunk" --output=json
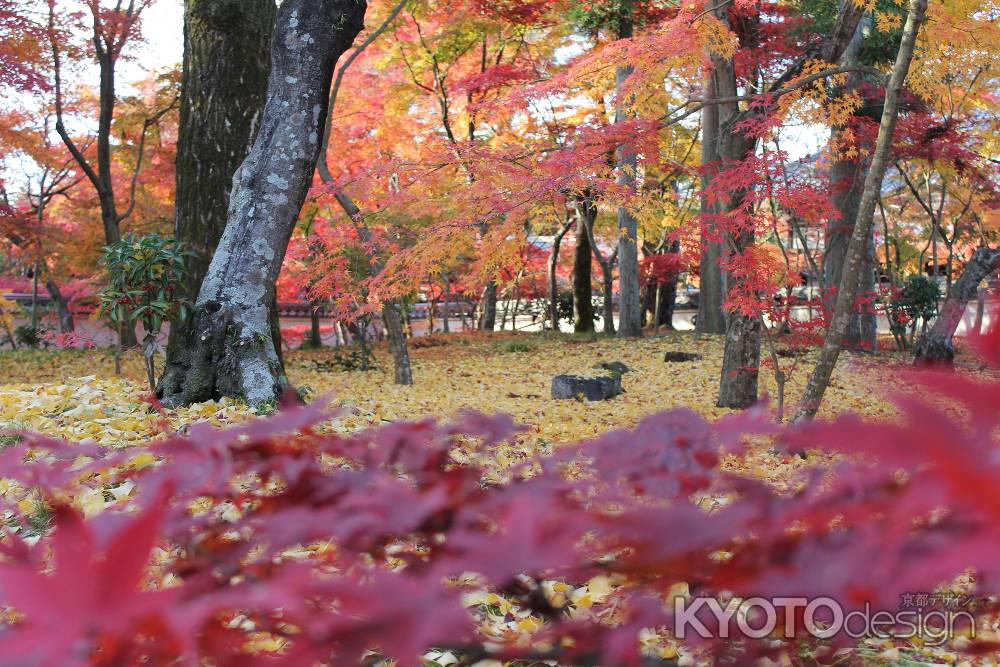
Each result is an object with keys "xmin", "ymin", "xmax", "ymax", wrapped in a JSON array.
[
  {"xmin": 30, "ymin": 259, "xmax": 39, "ymax": 333},
  {"xmin": 328, "ymin": 189, "xmax": 412, "ymax": 384},
  {"xmin": 309, "ymin": 300, "xmax": 323, "ymax": 348},
  {"xmin": 573, "ymin": 211, "xmax": 595, "ymax": 333},
  {"xmin": 512, "ymin": 286, "xmax": 522, "ymax": 332},
  {"xmin": 913, "ymin": 247, "xmax": 1000, "ymax": 365},
  {"xmin": 578, "ymin": 196, "xmax": 616, "ymax": 335},
  {"xmin": 315, "ymin": 2, "xmax": 412, "ymax": 383},
  {"xmin": 653, "ymin": 285, "xmax": 662, "ymax": 333},
  {"xmin": 658, "ymin": 239, "xmax": 680, "ymax": 330},
  {"xmin": 46, "ymin": 279, "xmax": 74, "ymax": 333},
  {"xmin": 383, "ymin": 301, "xmax": 413, "ymax": 383},
  {"xmin": 479, "ymin": 281, "xmax": 498, "ymax": 332},
  {"xmin": 426, "ymin": 287, "xmax": 436, "ymax": 333},
  {"xmin": 826, "ymin": 126, "xmax": 878, "ymax": 351},
  {"xmin": 159, "ymin": 0, "xmax": 367, "ymax": 408},
  {"xmin": 442, "ymin": 272, "xmax": 451, "ymax": 333},
  {"xmin": 796, "ymin": 0, "xmax": 928, "ymax": 421},
  {"xmin": 714, "ymin": 16, "xmax": 761, "ymax": 410},
  {"xmin": 696, "ymin": 67, "xmax": 727, "ymax": 335},
  {"xmin": 50, "ymin": 4, "xmax": 150, "ymax": 349},
  {"xmin": 548, "ymin": 221, "xmax": 573, "ymax": 331},
  {"xmin": 614, "ymin": 7, "xmax": 642, "ymax": 338},
  {"xmin": 974, "ymin": 286, "xmax": 986, "ymax": 335}
]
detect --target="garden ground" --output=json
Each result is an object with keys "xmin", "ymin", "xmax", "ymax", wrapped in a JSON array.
[
  {"xmin": 1, "ymin": 330, "xmax": 990, "ymax": 488},
  {"xmin": 0, "ymin": 330, "xmax": 996, "ymax": 664}
]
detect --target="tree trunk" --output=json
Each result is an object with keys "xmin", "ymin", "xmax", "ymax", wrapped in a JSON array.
[
  {"xmin": 442, "ymin": 273, "xmax": 451, "ymax": 333},
  {"xmin": 913, "ymin": 247, "xmax": 1000, "ymax": 365},
  {"xmin": 479, "ymin": 281, "xmax": 498, "ymax": 332},
  {"xmin": 45, "ymin": 280, "xmax": 75, "ymax": 333},
  {"xmin": 614, "ymin": 7, "xmax": 642, "ymax": 338},
  {"xmin": 713, "ymin": 16, "xmax": 761, "ymax": 410},
  {"xmin": 30, "ymin": 259, "xmax": 39, "ymax": 332},
  {"xmin": 696, "ymin": 68, "xmax": 727, "ymax": 335},
  {"xmin": 548, "ymin": 222, "xmax": 573, "ymax": 332},
  {"xmin": 644, "ymin": 240, "xmax": 679, "ymax": 330},
  {"xmin": 823, "ymin": 18, "xmax": 877, "ymax": 352},
  {"xmin": 309, "ymin": 300, "xmax": 323, "ymax": 348},
  {"xmin": 166, "ymin": 0, "xmax": 276, "ymax": 359},
  {"xmin": 328, "ymin": 189, "xmax": 413, "ymax": 385},
  {"xmin": 826, "ymin": 143, "xmax": 878, "ymax": 351},
  {"xmin": 974, "ymin": 286, "xmax": 986, "ymax": 335},
  {"xmin": 573, "ymin": 214, "xmax": 595, "ymax": 333},
  {"xmin": 578, "ymin": 195, "xmax": 616, "ymax": 335},
  {"xmin": 159, "ymin": 0, "xmax": 367, "ymax": 408},
  {"xmin": 383, "ymin": 301, "xmax": 413, "ymax": 383},
  {"xmin": 796, "ymin": 0, "xmax": 927, "ymax": 421},
  {"xmin": 717, "ymin": 315, "xmax": 761, "ymax": 408}
]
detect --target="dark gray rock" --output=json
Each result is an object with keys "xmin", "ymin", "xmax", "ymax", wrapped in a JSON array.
[
  {"xmin": 551, "ymin": 374, "xmax": 622, "ymax": 401},
  {"xmin": 663, "ymin": 352, "xmax": 702, "ymax": 363},
  {"xmin": 593, "ymin": 361, "xmax": 630, "ymax": 376}
]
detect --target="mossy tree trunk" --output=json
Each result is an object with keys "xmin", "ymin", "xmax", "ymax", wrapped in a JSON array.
[{"xmin": 159, "ymin": 0, "xmax": 367, "ymax": 408}]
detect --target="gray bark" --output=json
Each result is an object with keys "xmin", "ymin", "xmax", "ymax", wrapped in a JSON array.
[
  {"xmin": 826, "ymin": 140, "xmax": 878, "ymax": 350},
  {"xmin": 309, "ymin": 300, "xmax": 323, "ymax": 348},
  {"xmin": 329, "ymin": 188, "xmax": 413, "ymax": 385},
  {"xmin": 713, "ymin": 16, "xmax": 760, "ymax": 409},
  {"xmin": 614, "ymin": 9, "xmax": 642, "ymax": 338},
  {"xmin": 383, "ymin": 301, "xmax": 413, "ymax": 384},
  {"xmin": 823, "ymin": 18, "xmax": 877, "ymax": 351},
  {"xmin": 974, "ymin": 286, "xmax": 986, "ymax": 335},
  {"xmin": 159, "ymin": 0, "xmax": 367, "ymax": 407},
  {"xmin": 696, "ymin": 68, "xmax": 727, "ymax": 335},
  {"xmin": 442, "ymin": 272, "xmax": 451, "ymax": 333},
  {"xmin": 548, "ymin": 220, "xmax": 573, "ymax": 331},
  {"xmin": 914, "ymin": 247, "xmax": 1000, "ymax": 365},
  {"xmin": 579, "ymin": 196, "xmax": 616, "ymax": 335},
  {"xmin": 45, "ymin": 280, "xmax": 75, "ymax": 333},
  {"xmin": 479, "ymin": 282, "xmax": 498, "ymax": 332},
  {"xmin": 796, "ymin": 0, "xmax": 928, "ymax": 421}
]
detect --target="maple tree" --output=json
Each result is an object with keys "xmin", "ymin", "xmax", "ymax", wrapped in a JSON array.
[{"xmin": 2, "ymin": 4, "xmax": 1000, "ymax": 662}]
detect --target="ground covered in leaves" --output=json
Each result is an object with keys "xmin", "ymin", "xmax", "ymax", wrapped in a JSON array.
[
  {"xmin": 0, "ymin": 331, "xmax": 909, "ymax": 445},
  {"xmin": 0, "ymin": 330, "xmax": 946, "ymax": 490},
  {"xmin": 0, "ymin": 331, "xmax": 996, "ymax": 665}
]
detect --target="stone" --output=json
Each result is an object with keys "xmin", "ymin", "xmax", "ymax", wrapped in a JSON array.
[
  {"xmin": 551, "ymin": 374, "xmax": 622, "ymax": 401},
  {"xmin": 663, "ymin": 351, "xmax": 702, "ymax": 363},
  {"xmin": 593, "ymin": 361, "xmax": 630, "ymax": 375}
]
